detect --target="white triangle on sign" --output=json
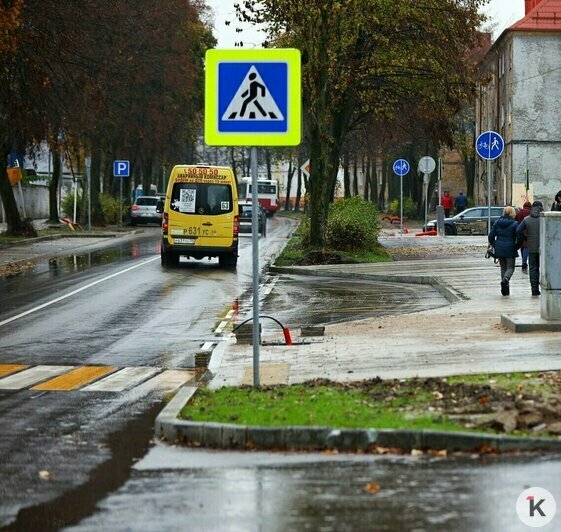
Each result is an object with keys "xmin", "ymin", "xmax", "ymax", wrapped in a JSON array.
[{"xmin": 222, "ymin": 66, "xmax": 284, "ymax": 121}]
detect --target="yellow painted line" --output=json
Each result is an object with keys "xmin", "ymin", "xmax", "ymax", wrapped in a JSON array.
[
  {"xmin": 0, "ymin": 364, "xmax": 29, "ymax": 378},
  {"xmin": 32, "ymin": 366, "xmax": 117, "ymax": 391}
]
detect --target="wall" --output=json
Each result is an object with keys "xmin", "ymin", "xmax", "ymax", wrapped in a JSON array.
[
  {"xmin": 0, "ymin": 183, "xmax": 49, "ymax": 222},
  {"xmin": 512, "ymin": 33, "xmax": 561, "ymax": 207}
]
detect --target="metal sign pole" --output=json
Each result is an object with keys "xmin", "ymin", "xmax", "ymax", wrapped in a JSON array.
[
  {"xmin": 251, "ymin": 146, "xmax": 260, "ymax": 389},
  {"xmin": 119, "ymin": 178, "xmax": 123, "ymax": 228},
  {"xmin": 487, "ymin": 157, "xmax": 492, "ymax": 234},
  {"xmin": 400, "ymin": 173, "xmax": 403, "ymax": 237}
]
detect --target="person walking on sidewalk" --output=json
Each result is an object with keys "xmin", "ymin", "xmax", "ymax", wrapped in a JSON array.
[
  {"xmin": 515, "ymin": 201, "xmax": 532, "ymax": 271},
  {"xmin": 488, "ymin": 206, "xmax": 518, "ymax": 296},
  {"xmin": 454, "ymin": 192, "xmax": 468, "ymax": 214},
  {"xmin": 441, "ymin": 191, "xmax": 454, "ymax": 217},
  {"xmin": 516, "ymin": 201, "xmax": 544, "ymax": 296},
  {"xmin": 551, "ymin": 190, "xmax": 561, "ymax": 211}
]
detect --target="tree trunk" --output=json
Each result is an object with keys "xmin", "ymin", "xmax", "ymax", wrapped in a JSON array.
[
  {"xmin": 284, "ymin": 159, "xmax": 295, "ymax": 211},
  {"xmin": 0, "ymin": 158, "xmax": 24, "ymax": 235},
  {"xmin": 343, "ymin": 149, "xmax": 350, "ymax": 198},
  {"xmin": 265, "ymin": 150, "xmax": 272, "ymax": 180},
  {"xmin": 363, "ymin": 154, "xmax": 370, "ymax": 201},
  {"xmin": 378, "ymin": 159, "xmax": 387, "ymax": 211},
  {"xmin": 352, "ymin": 153, "xmax": 359, "ymax": 196},
  {"xmin": 91, "ymin": 143, "xmax": 104, "ymax": 226},
  {"xmin": 48, "ymin": 149, "xmax": 61, "ymax": 223},
  {"xmin": 295, "ymin": 159, "xmax": 302, "ymax": 212},
  {"xmin": 370, "ymin": 156, "xmax": 377, "ymax": 204}
]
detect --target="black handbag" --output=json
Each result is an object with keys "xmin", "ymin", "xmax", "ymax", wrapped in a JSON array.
[{"xmin": 485, "ymin": 244, "xmax": 495, "ymax": 259}]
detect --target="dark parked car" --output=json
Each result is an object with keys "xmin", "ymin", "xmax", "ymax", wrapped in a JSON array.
[
  {"xmin": 130, "ymin": 195, "xmax": 164, "ymax": 225},
  {"xmin": 238, "ymin": 202, "xmax": 266, "ymax": 236},
  {"xmin": 424, "ymin": 206, "xmax": 510, "ymax": 235}
]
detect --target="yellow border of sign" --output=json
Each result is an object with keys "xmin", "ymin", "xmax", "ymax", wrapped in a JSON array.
[{"xmin": 204, "ymin": 48, "xmax": 301, "ymax": 147}]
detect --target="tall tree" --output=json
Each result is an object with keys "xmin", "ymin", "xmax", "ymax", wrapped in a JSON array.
[{"xmin": 239, "ymin": 0, "xmax": 486, "ymax": 246}]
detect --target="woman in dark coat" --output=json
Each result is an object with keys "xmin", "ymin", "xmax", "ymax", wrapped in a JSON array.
[
  {"xmin": 488, "ymin": 206, "xmax": 518, "ymax": 296},
  {"xmin": 551, "ymin": 190, "xmax": 561, "ymax": 211}
]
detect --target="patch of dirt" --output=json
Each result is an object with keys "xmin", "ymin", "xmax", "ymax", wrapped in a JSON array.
[
  {"xmin": 0, "ymin": 261, "xmax": 34, "ymax": 277},
  {"xmin": 295, "ymin": 250, "xmax": 345, "ymax": 265},
  {"xmin": 299, "ymin": 374, "xmax": 561, "ymax": 436}
]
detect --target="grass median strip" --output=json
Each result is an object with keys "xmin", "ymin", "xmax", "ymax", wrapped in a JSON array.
[{"xmin": 181, "ymin": 372, "xmax": 561, "ymax": 438}]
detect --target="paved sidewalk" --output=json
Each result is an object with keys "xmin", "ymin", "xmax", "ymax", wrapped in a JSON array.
[{"xmin": 209, "ymin": 233, "xmax": 561, "ymax": 389}]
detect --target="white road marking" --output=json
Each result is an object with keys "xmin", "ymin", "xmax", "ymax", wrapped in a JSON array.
[
  {"xmin": 0, "ymin": 256, "xmax": 160, "ymax": 328},
  {"xmin": 134, "ymin": 369, "xmax": 196, "ymax": 393},
  {"xmin": 0, "ymin": 365, "xmax": 73, "ymax": 390},
  {"xmin": 214, "ymin": 321, "xmax": 229, "ymax": 334},
  {"xmin": 82, "ymin": 367, "xmax": 159, "ymax": 392}
]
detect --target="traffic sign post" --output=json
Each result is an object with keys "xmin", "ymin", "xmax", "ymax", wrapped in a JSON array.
[
  {"xmin": 204, "ymin": 49, "xmax": 302, "ymax": 389},
  {"xmin": 113, "ymin": 160, "xmax": 130, "ymax": 227},
  {"xmin": 418, "ymin": 156, "xmax": 436, "ymax": 230},
  {"xmin": 393, "ymin": 159, "xmax": 410, "ymax": 237},
  {"xmin": 476, "ymin": 131, "xmax": 504, "ymax": 233}
]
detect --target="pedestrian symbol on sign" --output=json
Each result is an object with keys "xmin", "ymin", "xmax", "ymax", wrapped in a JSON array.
[{"xmin": 222, "ymin": 66, "xmax": 284, "ymax": 121}]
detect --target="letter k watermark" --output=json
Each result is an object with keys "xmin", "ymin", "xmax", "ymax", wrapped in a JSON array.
[{"xmin": 517, "ymin": 487, "xmax": 556, "ymax": 527}]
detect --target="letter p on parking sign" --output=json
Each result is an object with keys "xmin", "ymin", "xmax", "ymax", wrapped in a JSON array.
[{"xmin": 113, "ymin": 160, "xmax": 130, "ymax": 177}]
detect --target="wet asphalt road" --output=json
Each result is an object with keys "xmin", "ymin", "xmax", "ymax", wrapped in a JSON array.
[
  {"xmin": 3, "ymin": 222, "xmax": 554, "ymax": 530},
  {"xmin": 67, "ymin": 445, "xmax": 561, "ymax": 532}
]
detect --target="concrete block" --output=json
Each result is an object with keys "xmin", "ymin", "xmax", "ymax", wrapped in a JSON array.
[
  {"xmin": 300, "ymin": 326, "xmax": 325, "ymax": 337},
  {"xmin": 325, "ymin": 429, "xmax": 376, "ymax": 450},
  {"xmin": 246, "ymin": 426, "xmax": 285, "ymax": 449},
  {"xmin": 202, "ymin": 422, "xmax": 224, "ymax": 448},
  {"xmin": 284, "ymin": 426, "xmax": 330, "ymax": 450},
  {"xmin": 175, "ymin": 421, "xmax": 204, "ymax": 445},
  {"xmin": 221, "ymin": 424, "xmax": 247, "ymax": 449},
  {"xmin": 501, "ymin": 314, "xmax": 561, "ymax": 333},
  {"xmin": 235, "ymin": 323, "xmax": 261, "ymax": 345}
]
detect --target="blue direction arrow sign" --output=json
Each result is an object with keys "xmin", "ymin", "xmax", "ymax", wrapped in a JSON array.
[
  {"xmin": 393, "ymin": 159, "xmax": 410, "ymax": 177},
  {"xmin": 476, "ymin": 131, "xmax": 504, "ymax": 160}
]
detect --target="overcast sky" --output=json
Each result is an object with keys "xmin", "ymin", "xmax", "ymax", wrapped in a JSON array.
[{"xmin": 205, "ymin": 0, "xmax": 527, "ymax": 48}]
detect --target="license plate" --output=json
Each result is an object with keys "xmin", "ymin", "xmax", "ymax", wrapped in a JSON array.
[{"xmin": 174, "ymin": 238, "xmax": 196, "ymax": 244}]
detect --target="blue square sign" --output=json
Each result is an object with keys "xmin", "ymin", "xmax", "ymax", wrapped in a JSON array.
[
  {"xmin": 113, "ymin": 160, "xmax": 130, "ymax": 177},
  {"xmin": 205, "ymin": 49, "xmax": 301, "ymax": 146}
]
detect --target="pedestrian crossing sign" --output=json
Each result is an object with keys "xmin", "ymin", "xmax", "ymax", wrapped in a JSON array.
[{"xmin": 205, "ymin": 48, "xmax": 301, "ymax": 146}]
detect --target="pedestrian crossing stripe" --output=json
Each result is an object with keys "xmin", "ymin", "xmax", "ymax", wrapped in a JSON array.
[
  {"xmin": 0, "ymin": 363, "xmax": 196, "ymax": 393},
  {"xmin": 222, "ymin": 66, "xmax": 284, "ymax": 121}
]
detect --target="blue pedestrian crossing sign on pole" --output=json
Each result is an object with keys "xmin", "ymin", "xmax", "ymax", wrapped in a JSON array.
[
  {"xmin": 205, "ymin": 48, "xmax": 301, "ymax": 146},
  {"xmin": 393, "ymin": 159, "xmax": 410, "ymax": 176},
  {"xmin": 113, "ymin": 160, "xmax": 130, "ymax": 177},
  {"xmin": 476, "ymin": 131, "xmax": 504, "ymax": 160}
]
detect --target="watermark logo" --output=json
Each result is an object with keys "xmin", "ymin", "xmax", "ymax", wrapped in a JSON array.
[{"xmin": 516, "ymin": 487, "xmax": 556, "ymax": 528}]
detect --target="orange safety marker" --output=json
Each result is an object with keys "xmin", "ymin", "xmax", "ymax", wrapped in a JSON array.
[
  {"xmin": 0, "ymin": 364, "xmax": 28, "ymax": 378},
  {"xmin": 32, "ymin": 366, "xmax": 117, "ymax": 391}
]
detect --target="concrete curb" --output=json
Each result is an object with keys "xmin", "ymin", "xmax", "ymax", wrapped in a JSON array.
[
  {"xmin": 269, "ymin": 265, "xmax": 466, "ymax": 303},
  {"xmin": 155, "ymin": 386, "xmax": 561, "ymax": 454}
]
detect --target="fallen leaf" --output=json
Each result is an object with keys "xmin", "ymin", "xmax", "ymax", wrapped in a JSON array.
[
  {"xmin": 411, "ymin": 449, "xmax": 423, "ymax": 456},
  {"xmin": 479, "ymin": 396, "xmax": 489, "ymax": 404},
  {"xmin": 39, "ymin": 470, "xmax": 51, "ymax": 480},
  {"xmin": 365, "ymin": 482, "xmax": 381, "ymax": 493},
  {"xmin": 433, "ymin": 391, "xmax": 444, "ymax": 400}
]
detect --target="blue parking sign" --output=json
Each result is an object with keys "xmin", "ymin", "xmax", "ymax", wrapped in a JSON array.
[
  {"xmin": 476, "ymin": 131, "xmax": 504, "ymax": 160},
  {"xmin": 113, "ymin": 160, "xmax": 130, "ymax": 177}
]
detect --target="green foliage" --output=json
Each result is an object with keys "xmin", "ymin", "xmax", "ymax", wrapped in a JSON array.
[
  {"xmin": 325, "ymin": 196, "xmax": 380, "ymax": 251},
  {"xmin": 61, "ymin": 191, "xmax": 82, "ymax": 220},
  {"xmin": 389, "ymin": 197, "xmax": 417, "ymax": 219},
  {"xmin": 99, "ymin": 194, "xmax": 126, "ymax": 225},
  {"xmin": 61, "ymin": 192, "xmax": 126, "ymax": 225}
]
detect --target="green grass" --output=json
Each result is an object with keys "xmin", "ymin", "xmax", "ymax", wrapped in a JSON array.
[
  {"xmin": 182, "ymin": 384, "xmax": 466, "ymax": 432},
  {"xmin": 274, "ymin": 232, "xmax": 390, "ymax": 267},
  {"xmin": 180, "ymin": 372, "xmax": 561, "ymax": 437}
]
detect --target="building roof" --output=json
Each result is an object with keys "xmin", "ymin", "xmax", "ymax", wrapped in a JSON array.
[{"xmin": 510, "ymin": 0, "xmax": 561, "ymax": 32}]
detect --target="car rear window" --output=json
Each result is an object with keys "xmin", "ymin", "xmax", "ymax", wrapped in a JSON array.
[
  {"xmin": 171, "ymin": 183, "xmax": 233, "ymax": 215},
  {"xmin": 136, "ymin": 197, "xmax": 159, "ymax": 206}
]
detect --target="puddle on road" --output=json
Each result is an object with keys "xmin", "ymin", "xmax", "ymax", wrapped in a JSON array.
[
  {"xmin": 251, "ymin": 275, "xmax": 447, "ymax": 331},
  {"xmin": 3, "ymin": 402, "xmax": 162, "ymax": 532}
]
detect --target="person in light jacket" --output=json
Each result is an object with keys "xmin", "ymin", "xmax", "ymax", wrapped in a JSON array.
[
  {"xmin": 488, "ymin": 206, "xmax": 518, "ymax": 296},
  {"xmin": 516, "ymin": 201, "xmax": 544, "ymax": 296}
]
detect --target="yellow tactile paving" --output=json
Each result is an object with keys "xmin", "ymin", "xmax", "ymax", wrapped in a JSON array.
[
  {"xmin": 32, "ymin": 366, "xmax": 117, "ymax": 391},
  {"xmin": 0, "ymin": 364, "xmax": 28, "ymax": 378},
  {"xmin": 242, "ymin": 363, "xmax": 289, "ymax": 386}
]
